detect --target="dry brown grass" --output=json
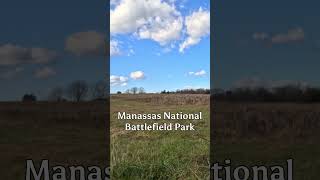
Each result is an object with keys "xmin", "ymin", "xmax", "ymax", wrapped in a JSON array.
[
  {"xmin": 110, "ymin": 94, "xmax": 210, "ymax": 179},
  {"xmin": 0, "ymin": 101, "xmax": 107, "ymax": 124},
  {"xmin": 0, "ymin": 101, "xmax": 108, "ymax": 179},
  {"xmin": 213, "ymin": 102, "xmax": 320, "ymax": 141},
  {"xmin": 112, "ymin": 94, "xmax": 209, "ymax": 105}
]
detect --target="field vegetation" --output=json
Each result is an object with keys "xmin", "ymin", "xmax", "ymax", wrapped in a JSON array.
[
  {"xmin": 111, "ymin": 94, "xmax": 210, "ymax": 180},
  {"xmin": 213, "ymin": 101, "xmax": 320, "ymax": 179},
  {"xmin": 0, "ymin": 101, "xmax": 108, "ymax": 179}
]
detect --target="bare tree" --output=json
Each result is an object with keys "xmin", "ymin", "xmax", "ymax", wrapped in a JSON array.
[
  {"xmin": 92, "ymin": 80, "xmax": 108, "ymax": 99},
  {"xmin": 125, "ymin": 89, "xmax": 130, "ymax": 94},
  {"xmin": 138, "ymin": 87, "xmax": 145, "ymax": 94},
  {"xmin": 67, "ymin": 80, "xmax": 88, "ymax": 102},
  {"xmin": 48, "ymin": 87, "xmax": 64, "ymax": 101},
  {"xmin": 131, "ymin": 87, "xmax": 138, "ymax": 94}
]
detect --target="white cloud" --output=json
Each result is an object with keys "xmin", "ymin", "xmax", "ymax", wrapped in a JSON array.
[
  {"xmin": 110, "ymin": 0, "xmax": 183, "ymax": 45},
  {"xmin": 271, "ymin": 27, "xmax": 304, "ymax": 44},
  {"xmin": 130, "ymin": 71, "xmax": 145, "ymax": 80},
  {"xmin": 34, "ymin": 67, "xmax": 56, "ymax": 79},
  {"xmin": 110, "ymin": 75, "xmax": 128, "ymax": 86},
  {"xmin": 138, "ymin": 16, "xmax": 183, "ymax": 45},
  {"xmin": 253, "ymin": 27, "xmax": 305, "ymax": 45},
  {"xmin": 127, "ymin": 49, "xmax": 135, "ymax": 56},
  {"xmin": 189, "ymin": 70, "xmax": 206, "ymax": 76},
  {"xmin": 179, "ymin": 8, "xmax": 210, "ymax": 52},
  {"xmin": 65, "ymin": 31, "xmax": 106, "ymax": 56},
  {"xmin": 110, "ymin": 40, "xmax": 121, "ymax": 56},
  {"xmin": 253, "ymin": 32, "xmax": 269, "ymax": 41},
  {"xmin": 0, "ymin": 44, "xmax": 58, "ymax": 66}
]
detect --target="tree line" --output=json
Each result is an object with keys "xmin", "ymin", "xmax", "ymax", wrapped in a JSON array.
[
  {"xmin": 160, "ymin": 88, "xmax": 210, "ymax": 94},
  {"xmin": 25, "ymin": 83, "xmax": 320, "ymax": 102},
  {"xmin": 117, "ymin": 85, "xmax": 320, "ymax": 102},
  {"xmin": 213, "ymin": 85, "xmax": 320, "ymax": 102},
  {"xmin": 116, "ymin": 88, "xmax": 210, "ymax": 95},
  {"xmin": 22, "ymin": 80, "xmax": 108, "ymax": 102}
]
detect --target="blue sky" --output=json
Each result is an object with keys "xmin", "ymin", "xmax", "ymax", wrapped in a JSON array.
[
  {"xmin": 110, "ymin": 0, "xmax": 210, "ymax": 93},
  {"xmin": 213, "ymin": 0, "xmax": 320, "ymax": 89},
  {"xmin": 0, "ymin": 1, "xmax": 107, "ymax": 101},
  {"xmin": 3, "ymin": 0, "xmax": 319, "ymax": 99}
]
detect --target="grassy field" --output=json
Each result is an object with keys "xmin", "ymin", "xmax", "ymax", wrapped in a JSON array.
[
  {"xmin": 111, "ymin": 95, "xmax": 320, "ymax": 179},
  {"xmin": 212, "ymin": 102, "xmax": 320, "ymax": 179},
  {"xmin": 1, "ymin": 96, "xmax": 319, "ymax": 179},
  {"xmin": 0, "ymin": 102, "xmax": 108, "ymax": 179},
  {"xmin": 110, "ymin": 94, "xmax": 210, "ymax": 180}
]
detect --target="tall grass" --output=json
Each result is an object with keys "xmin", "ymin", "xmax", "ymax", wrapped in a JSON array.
[
  {"xmin": 111, "ymin": 94, "xmax": 210, "ymax": 179},
  {"xmin": 213, "ymin": 102, "xmax": 320, "ymax": 140},
  {"xmin": 112, "ymin": 94, "xmax": 209, "ymax": 105},
  {"xmin": 0, "ymin": 102, "xmax": 108, "ymax": 179}
]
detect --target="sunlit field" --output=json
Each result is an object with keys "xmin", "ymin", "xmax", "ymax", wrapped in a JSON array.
[{"xmin": 111, "ymin": 94, "xmax": 210, "ymax": 180}]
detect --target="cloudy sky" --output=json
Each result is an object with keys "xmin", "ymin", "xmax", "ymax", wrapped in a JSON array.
[
  {"xmin": 213, "ymin": 0, "xmax": 320, "ymax": 89},
  {"xmin": 110, "ymin": 0, "xmax": 210, "ymax": 93},
  {"xmin": 0, "ymin": 1, "xmax": 107, "ymax": 100}
]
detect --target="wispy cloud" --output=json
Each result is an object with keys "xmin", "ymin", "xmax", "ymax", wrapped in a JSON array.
[
  {"xmin": 110, "ymin": 39, "xmax": 121, "ymax": 56},
  {"xmin": 0, "ymin": 44, "xmax": 58, "ymax": 66},
  {"xmin": 110, "ymin": 75, "xmax": 129, "ymax": 86},
  {"xmin": 271, "ymin": 28, "xmax": 304, "ymax": 44},
  {"xmin": 253, "ymin": 27, "xmax": 305, "ymax": 45},
  {"xmin": 188, "ymin": 70, "xmax": 206, "ymax": 76},
  {"xmin": 253, "ymin": 32, "xmax": 269, "ymax": 41},
  {"xmin": 34, "ymin": 67, "xmax": 56, "ymax": 79}
]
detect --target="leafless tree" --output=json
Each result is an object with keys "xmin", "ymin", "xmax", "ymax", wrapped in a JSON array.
[
  {"xmin": 138, "ymin": 87, "xmax": 145, "ymax": 94},
  {"xmin": 131, "ymin": 87, "xmax": 138, "ymax": 94},
  {"xmin": 125, "ymin": 89, "xmax": 130, "ymax": 94},
  {"xmin": 67, "ymin": 80, "xmax": 88, "ymax": 102},
  {"xmin": 92, "ymin": 80, "xmax": 108, "ymax": 99}
]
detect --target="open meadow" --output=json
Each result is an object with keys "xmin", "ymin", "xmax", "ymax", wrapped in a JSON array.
[
  {"xmin": 1, "ymin": 96, "xmax": 319, "ymax": 179},
  {"xmin": 111, "ymin": 94, "xmax": 210, "ymax": 180},
  {"xmin": 0, "ymin": 102, "xmax": 108, "ymax": 179},
  {"xmin": 213, "ymin": 102, "xmax": 320, "ymax": 179}
]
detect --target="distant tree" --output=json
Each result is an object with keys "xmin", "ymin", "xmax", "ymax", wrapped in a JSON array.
[
  {"xmin": 161, "ymin": 90, "xmax": 167, "ymax": 94},
  {"xmin": 67, "ymin": 80, "xmax": 89, "ymax": 102},
  {"xmin": 131, "ymin": 87, "xmax": 138, "ymax": 94},
  {"xmin": 138, "ymin": 87, "xmax": 145, "ymax": 94},
  {"xmin": 125, "ymin": 89, "xmax": 130, "ymax": 94},
  {"xmin": 116, "ymin": 91, "xmax": 122, "ymax": 94},
  {"xmin": 92, "ymin": 80, "xmax": 108, "ymax": 99},
  {"xmin": 22, "ymin": 94, "xmax": 37, "ymax": 102},
  {"xmin": 304, "ymin": 87, "xmax": 320, "ymax": 102},
  {"xmin": 273, "ymin": 85, "xmax": 303, "ymax": 102},
  {"xmin": 48, "ymin": 87, "xmax": 64, "ymax": 102}
]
